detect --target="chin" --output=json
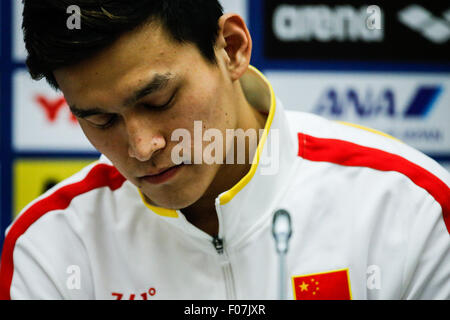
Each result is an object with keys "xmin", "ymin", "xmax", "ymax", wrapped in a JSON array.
[{"xmin": 142, "ymin": 188, "xmax": 204, "ymax": 210}]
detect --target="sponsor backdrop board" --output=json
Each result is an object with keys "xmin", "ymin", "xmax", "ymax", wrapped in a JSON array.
[
  {"xmin": 13, "ymin": 159, "xmax": 97, "ymax": 218},
  {"xmin": 266, "ymin": 71, "xmax": 450, "ymax": 155},
  {"xmin": 264, "ymin": 0, "xmax": 450, "ymax": 63},
  {"xmin": 251, "ymin": 0, "xmax": 450, "ymax": 70},
  {"xmin": 13, "ymin": 69, "xmax": 96, "ymax": 152},
  {"xmin": 1, "ymin": 0, "xmax": 449, "ymax": 250}
]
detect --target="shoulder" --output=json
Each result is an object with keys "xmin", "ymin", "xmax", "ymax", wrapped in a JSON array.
[
  {"xmin": 0, "ymin": 158, "xmax": 127, "ymax": 299},
  {"xmin": 8, "ymin": 158, "xmax": 126, "ymax": 235},
  {"xmin": 286, "ymin": 110, "xmax": 449, "ymax": 186},
  {"xmin": 285, "ymin": 110, "xmax": 450, "ymax": 228}
]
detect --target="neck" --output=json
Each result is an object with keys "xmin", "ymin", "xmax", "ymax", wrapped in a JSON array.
[{"xmin": 181, "ymin": 86, "xmax": 268, "ymax": 237}]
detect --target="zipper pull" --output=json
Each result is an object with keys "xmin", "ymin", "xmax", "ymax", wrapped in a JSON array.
[{"xmin": 212, "ymin": 236, "xmax": 224, "ymax": 255}]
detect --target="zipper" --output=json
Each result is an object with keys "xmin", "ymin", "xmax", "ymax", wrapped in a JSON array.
[
  {"xmin": 212, "ymin": 198, "xmax": 236, "ymax": 299},
  {"xmin": 212, "ymin": 236, "xmax": 236, "ymax": 299}
]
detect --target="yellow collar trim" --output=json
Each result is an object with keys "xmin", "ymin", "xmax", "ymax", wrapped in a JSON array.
[
  {"xmin": 336, "ymin": 121, "xmax": 402, "ymax": 142},
  {"xmin": 218, "ymin": 66, "xmax": 277, "ymax": 205},
  {"xmin": 138, "ymin": 189, "xmax": 179, "ymax": 218}
]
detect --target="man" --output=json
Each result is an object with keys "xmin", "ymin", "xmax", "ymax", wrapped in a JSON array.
[{"xmin": 0, "ymin": 0, "xmax": 449, "ymax": 300}]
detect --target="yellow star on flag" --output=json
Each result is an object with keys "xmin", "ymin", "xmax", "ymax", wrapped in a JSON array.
[{"xmin": 299, "ymin": 281, "xmax": 309, "ymax": 292}]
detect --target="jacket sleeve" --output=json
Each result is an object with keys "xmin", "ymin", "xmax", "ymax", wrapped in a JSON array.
[
  {"xmin": 401, "ymin": 190, "xmax": 450, "ymax": 299},
  {"xmin": 0, "ymin": 210, "xmax": 94, "ymax": 300},
  {"xmin": 7, "ymin": 235, "xmax": 66, "ymax": 299}
]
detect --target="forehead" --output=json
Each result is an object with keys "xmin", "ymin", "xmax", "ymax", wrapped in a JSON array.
[{"xmin": 53, "ymin": 21, "xmax": 188, "ymax": 106}]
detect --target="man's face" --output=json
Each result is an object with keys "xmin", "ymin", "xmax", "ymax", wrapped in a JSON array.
[{"xmin": 54, "ymin": 22, "xmax": 238, "ymax": 209}]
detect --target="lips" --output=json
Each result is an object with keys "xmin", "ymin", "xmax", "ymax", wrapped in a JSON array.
[{"xmin": 140, "ymin": 164, "xmax": 184, "ymax": 185}]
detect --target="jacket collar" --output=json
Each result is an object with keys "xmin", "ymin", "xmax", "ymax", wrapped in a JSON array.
[{"xmin": 138, "ymin": 66, "xmax": 298, "ymax": 247}]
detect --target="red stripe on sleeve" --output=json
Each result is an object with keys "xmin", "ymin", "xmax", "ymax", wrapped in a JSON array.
[
  {"xmin": 297, "ymin": 133, "xmax": 450, "ymax": 234},
  {"xmin": 0, "ymin": 164, "xmax": 126, "ymax": 300}
]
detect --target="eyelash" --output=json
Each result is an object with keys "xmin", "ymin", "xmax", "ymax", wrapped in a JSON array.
[
  {"xmin": 144, "ymin": 92, "xmax": 176, "ymax": 111},
  {"xmin": 92, "ymin": 115, "xmax": 117, "ymax": 130},
  {"xmin": 93, "ymin": 92, "xmax": 177, "ymax": 130}
]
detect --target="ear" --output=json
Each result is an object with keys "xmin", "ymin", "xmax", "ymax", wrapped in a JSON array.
[{"xmin": 216, "ymin": 14, "xmax": 252, "ymax": 81}]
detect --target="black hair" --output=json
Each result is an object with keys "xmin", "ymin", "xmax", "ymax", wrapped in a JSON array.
[{"xmin": 22, "ymin": 0, "xmax": 224, "ymax": 89}]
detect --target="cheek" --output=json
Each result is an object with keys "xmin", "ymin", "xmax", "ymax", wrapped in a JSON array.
[
  {"xmin": 172, "ymin": 97, "xmax": 231, "ymax": 148},
  {"xmin": 182, "ymin": 83, "xmax": 233, "ymax": 130}
]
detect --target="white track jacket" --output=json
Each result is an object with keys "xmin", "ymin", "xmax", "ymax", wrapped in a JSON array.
[{"xmin": 1, "ymin": 67, "xmax": 449, "ymax": 300}]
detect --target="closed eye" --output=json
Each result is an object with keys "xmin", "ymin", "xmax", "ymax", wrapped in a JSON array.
[
  {"xmin": 142, "ymin": 88, "xmax": 178, "ymax": 111},
  {"xmin": 84, "ymin": 113, "xmax": 118, "ymax": 129}
]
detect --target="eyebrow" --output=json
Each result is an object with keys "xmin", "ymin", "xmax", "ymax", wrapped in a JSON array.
[
  {"xmin": 123, "ymin": 72, "xmax": 174, "ymax": 106},
  {"xmin": 69, "ymin": 72, "xmax": 174, "ymax": 118}
]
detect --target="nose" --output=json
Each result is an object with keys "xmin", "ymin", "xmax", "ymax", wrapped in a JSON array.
[{"xmin": 126, "ymin": 115, "xmax": 166, "ymax": 162}]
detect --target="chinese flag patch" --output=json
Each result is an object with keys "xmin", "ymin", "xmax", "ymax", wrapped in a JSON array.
[{"xmin": 292, "ymin": 269, "xmax": 352, "ymax": 300}]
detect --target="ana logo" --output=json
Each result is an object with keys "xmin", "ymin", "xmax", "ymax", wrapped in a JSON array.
[
  {"xmin": 314, "ymin": 87, "xmax": 395, "ymax": 118},
  {"xmin": 403, "ymin": 86, "xmax": 443, "ymax": 117},
  {"xmin": 314, "ymin": 85, "xmax": 442, "ymax": 119},
  {"xmin": 35, "ymin": 94, "xmax": 77, "ymax": 124},
  {"xmin": 398, "ymin": 5, "xmax": 450, "ymax": 43}
]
